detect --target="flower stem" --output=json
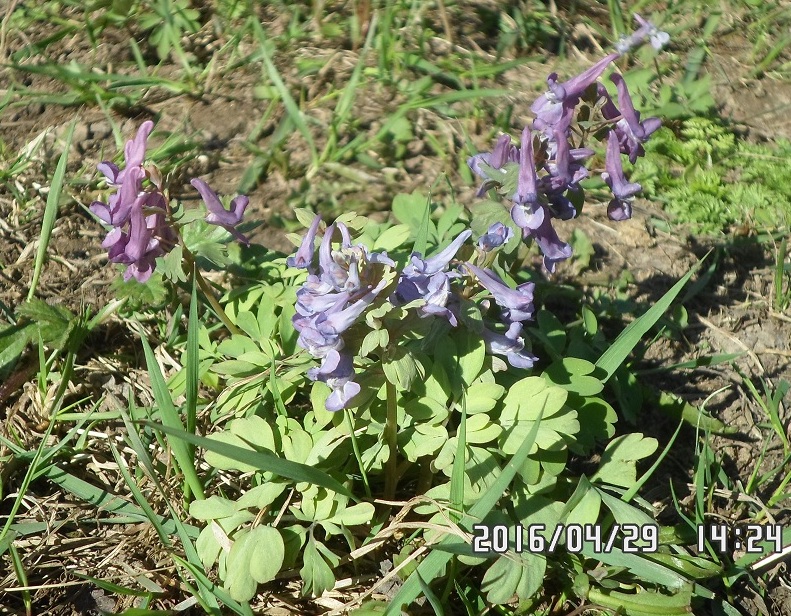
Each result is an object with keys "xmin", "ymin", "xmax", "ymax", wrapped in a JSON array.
[
  {"xmin": 384, "ymin": 380, "xmax": 398, "ymax": 501},
  {"xmin": 345, "ymin": 409, "xmax": 372, "ymax": 499}
]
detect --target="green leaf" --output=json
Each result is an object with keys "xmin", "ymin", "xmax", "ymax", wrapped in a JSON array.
[
  {"xmin": 481, "ymin": 553, "xmax": 521, "ymax": 604},
  {"xmin": 249, "ymin": 526, "xmax": 285, "ymax": 582},
  {"xmin": 0, "ymin": 324, "xmax": 33, "ymax": 375},
  {"xmin": 300, "ymin": 536, "xmax": 336, "ymax": 597},
  {"xmin": 403, "ymin": 423, "xmax": 448, "ymax": 460},
  {"xmin": 159, "ymin": 244, "xmax": 188, "ymax": 282},
  {"xmin": 596, "ymin": 489, "xmax": 655, "ymax": 527},
  {"xmin": 543, "ymin": 358, "xmax": 604, "ymax": 397},
  {"xmin": 592, "ymin": 434, "xmax": 658, "ymax": 488},
  {"xmin": 225, "ymin": 525, "xmax": 284, "ymax": 601},
  {"xmin": 323, "ymin": 502, "xmax": 375, "ymax": 526},
  {"xmin": 464, "ymin": 413, "xmax": 502, "ymax": 444},
  {"xmin": 464, "ymin": 382, "xmax": 505, "ymax": 414},
  {"xmin": 404, "ymin": 396, "xmax": 449, "ymax": 423},
  {"xmin": 566, "ymin": 485, "xmax": 601, "ymax": 528},
  {"xmin": 236, "ymin": 482, "xmax": 288, "ymax": 510},
  {"xmin": 373, "ymin": 224, "xmax": 411, "ymax": 252},
  {"xmin": 382, "ymin": 347, "xmax": 421, "ymax": 391},
  {"xmin": 482, "ymin": 551, "xmax": 546, "ymax": 604},
  {"xmin": 18, "ymin": 299, "xmax": 75, "ymax": 349},
  {"xmin": 499, "ymin": 377, "xmax": 577, "ymax": 456},
  {"xmin": 190, "ymin": 496, "xmax": 237, "ymax": 520}
]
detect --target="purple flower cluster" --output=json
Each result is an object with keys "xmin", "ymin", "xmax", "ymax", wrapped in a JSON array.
[
  {"xmin": 289, "ymin": 215, "xmax": 395, "ymax": 411},
  {"xmin": 394, "ymin": 230, "xmax": 471, "ymax": 326},
  {"xmin": 91, "ymin": 122, "xmax": 250, "ymax": 282},
  {"xmin": 90, "ymin": 122, "xmax": 175, "ymax": 282},
  {"xmin": 465, "ymin": 262, "xmax": 538, "ymax": 369},
  {"xmin": 468, "ymin": 14, "xmax": 668, "ymax": 272},
  {"xmin": 290, "ymin": 219, "xmax": 540, "ymax": 410}
]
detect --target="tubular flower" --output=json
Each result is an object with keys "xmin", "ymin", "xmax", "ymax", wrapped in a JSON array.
[
  {"xmin": 531, "ymin": 52, "xmax": 621, "ymax": 132},
  {"xmin": 478, "ymin": 222, "xmax": 514, "ymax": 251},
  {"xmin": 307, "ymin": 350, "xmax": 361, "ymax": 412},
  {"xmin": 602, "ymin": 130, "xmax": 641, "ymax": 221},
  {"xmin": 482, "ymin": 322, "xmax": 538, "ymax": 369},
  {"xmin": 510, "ymin": 127, "xmax": 544, "ymax": 233},
  {"xmin": 191, "ymin": 178, "xmax": 250, "ymax": 246},
  {"xmin": 287, "ymin": 214, "xmax": 323, "ymax": 269},
  {"xmin": 464, "ymin": 263, "xmax": 535, "ymax": 324},
  {"xmin": 602, "ymin": 74, "xmax": 662, "ymax": 163}
]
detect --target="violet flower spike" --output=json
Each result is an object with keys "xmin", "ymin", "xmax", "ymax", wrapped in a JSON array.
[
  {"xmin": 191, "ymin": 178, "xmax": 250, "ymax": 246},
  {"xmin": 287, "ymin": 214, "xmax": 322, "ymax": 270}
]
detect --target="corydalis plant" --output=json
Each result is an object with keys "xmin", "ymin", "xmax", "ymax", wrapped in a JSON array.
[
  {"xmin": 91, "ymin": 121, "xmax": 249, "ymax": 282},
  {"xmin": 468, "ymin": 13, "xmax": 668, "ymax": 272},
  {"xmin": 289, "ymin": 216, "xmax": 538, "ymax": 411}
]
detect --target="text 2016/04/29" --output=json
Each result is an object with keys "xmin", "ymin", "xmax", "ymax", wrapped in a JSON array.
[{"xmin": 471, "ymin": 523, "xmax": 660, "ymax": 554}]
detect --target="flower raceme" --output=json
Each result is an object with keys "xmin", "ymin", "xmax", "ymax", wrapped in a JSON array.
[
  {"xmin": 91, "ymin": 122, "xmax": 250, "ymax": 281},
  {"xmin": 289, "ymin": 216, "xmax": 395, "ymax": 411},
  {"xmin": 467, "ymin": 13, "xmax": 668, "ymax": 273},
  {"xmin": 289, "ymin": 219, "xmax": 540, "ymax": 411}
]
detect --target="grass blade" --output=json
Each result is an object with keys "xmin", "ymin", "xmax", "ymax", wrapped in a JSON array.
[
  {"xmin": 449, "ymin": 395, "xmax": 466, "ymax": 522},
  {"xmin": 596, "ymin": 255, "xmax": 705, "ymax": 381},
  {"xmin": 185, "ymin": 270, "xmax": 199, "ymax": 464},
  {"xmin": 140, "ymin": 332, "xmax": 205, "ymax": 500},
  {"xmin": 28, "ymin": 120, "xmax": 74, "ymax": 300}
]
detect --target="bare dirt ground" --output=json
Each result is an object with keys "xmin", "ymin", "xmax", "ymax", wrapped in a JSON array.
[{"xmin": 1, "ymin": 4, "xmax": 790, "ymax": 614}]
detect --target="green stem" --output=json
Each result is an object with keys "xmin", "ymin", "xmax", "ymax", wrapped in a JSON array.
[
  {"xmin": 181, "ymin": 246, "xmax": 241, "ymax": 336},
  {"xmin": 345, "ymin": 409, "xmax": 372, "ymax": 499},
  {"xmin": 384, "ymin": 380, "xmax": 398, "ymax": 501}
]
